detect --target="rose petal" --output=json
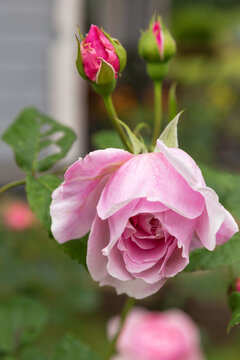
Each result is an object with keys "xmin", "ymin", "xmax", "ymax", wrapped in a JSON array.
[
  {"xmin": 50, "ymin": 148, "xmax": 132, "ymax": 243},
  {"xmin": 98, "ymin": 152, "xmax": 205, "ymax": 220},
  {"xmin": 100, "ymin": 276, "xmax": 166, "ymax": 299},
  {"xmin": 196, "ymin": 187, "xmax": 226, "ymax": 250},
  {"xmin": 156, "ymin": 140, "xmax": 206, "ymax": 189},
  {"xmin": 87, "ymin": 215, "xmax": 109, "ymax": 281},
  {"xmin": 107, "ymin": 244, "xmax": 133, "ymax": 281},
  {"xmin": 216, "ymin": 209, "xmax": 238, "ymax": 245}
]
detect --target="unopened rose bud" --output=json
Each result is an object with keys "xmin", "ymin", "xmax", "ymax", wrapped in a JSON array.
[
  {"xmin": 236, "ymin": 278, "xmax": 240, "ymax": 292},
  {"xmin": 138, "ymin": 15, "xmax": 176, "ymax": 81},
  {"xmin": 76, "ymin": 25, "xmax": 127, "ymax": 96}
]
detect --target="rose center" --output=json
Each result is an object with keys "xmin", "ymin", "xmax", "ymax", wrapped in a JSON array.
[{"xmin": 149, "ymin": 217, "xmax": 160, "ymax": 236}]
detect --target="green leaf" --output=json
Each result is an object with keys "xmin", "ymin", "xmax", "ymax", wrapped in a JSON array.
[
  {"xmin": 20, "ymin": 347, "xmax": 48, "ymax": 360},
  {"xmin": 117, "ymin": 119, "xmax": 148, "ymax": 154},
  {"xmin": 60, "ymin": 235, "xmax": 88, "ymax": 271},
  {"xmin": 185, "ymin": 233, "xmax": 240, "ymax": 272},
  {"xmin": 91, "ymin": 130, "xmax": 124, "ymax": 149},
  {"xmin": 157, "ymin": 111, "xmax": 183, "ymax": 149},
  {"xmin": 53, "ymin": 335, "xmax": 100, "ymax": 360},
  {"xmin": 168, "ymin": 82, "xmax": 178, "ymax": 122},
  {"xmin": 0, "ymin": 297, "xmax": 48, "ymax": 353},
  {"xmin": 26, "ymin": 174, "xmax": 61, "ymax": 232},
  {"xmin": 228, "ymin": 292, "xmax": 240, "ymax": 331},
  {"xmin": 2, "ymin": 107, "xmax": 76, "ymax": 173},
  {"xmin": 26, "ymin": 174, "xmax": 88, "ymax": 270}
]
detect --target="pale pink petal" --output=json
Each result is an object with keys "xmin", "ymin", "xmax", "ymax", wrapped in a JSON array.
[
  {"xmin": 156, "ymin": 140, "xmax": 206, "ymax": 189},
  {"xmin": 98, "ymin": 152, "xmax": 205, "ymax": 220},
  {"xmin": 162, "ymin": 243, "xmax": 188, "ymax": 277},
  {"xmin": 161, "ymin": 210, "xmax": 197, "ymax": 257},
  {"xmin": 123, "ymin": 252, "xmax": 157, "ymax": 274},
  {"xmin": 102, "ymin": 200, "xmax": 139, "ymax": 255},
  {"xmin": 100, "ymin": 276, "xmax": 166, "ymax": 299},
  {"xmin": 87, "ymin": 215, "xmax": 109, "ymax": 281},
  {"xmin": 216, "ymin": 209, "xmax": 239, "ymax": 245},
  {"xmin": 196, "ymin": 187, "xmax": 227, "ymax": 250},
  {"xmin": 51, "ymin": 148, "xmax": 132, "ymax": 243},
  {"xmin": 107, "ymin": 244, "xmax": 133, "ymax": 281},
  {"xmin": 131, "ymin": 198, "xmax": 168, "ymax": 217}
]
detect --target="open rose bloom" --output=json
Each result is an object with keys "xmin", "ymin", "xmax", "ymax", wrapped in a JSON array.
[
  {"xmin": 50, "ymin": 140, "xmax": 238, "ymax": 299},
  {"xmin": 108, "ymin": 308, "xmax": 205, "ymax": 360}
]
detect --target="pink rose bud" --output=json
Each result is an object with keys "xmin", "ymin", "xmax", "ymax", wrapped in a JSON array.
[
  {"xmin": 108, "ymin": 308, "xmax": 205, "ymax": 360},
  {"xmin": 3, "ymin": 201, "xmax": 35, "ymax": 231},
  {"xmin": 76, "ymin": 25, "xmax": 126, "ymax": 87},
  {"xmin": 236, "ymin": 278, "xmax": 240, "ymax": 292},
  {"xmin": 139, "ymin": 15, "xmax": 176, "ymax": 80},
  {"xmin": 50, "ymin": 141, "xmax": 238, "ymax": 299}
]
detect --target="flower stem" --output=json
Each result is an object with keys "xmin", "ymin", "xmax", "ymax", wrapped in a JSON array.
[
  {"xmin": 0, "ymin": 179, "xmax": 26, "ymax": 195},
  {"xmin": 103, "ymin": 95, "xmax": 133, "ymax": 153},
  {"xmin": 151, "ymin": 80, "xmax": 162, "ymax": 147},
  {"xmin": 106, "ymin": 297, "xmax": 135, "ymax": 360}
]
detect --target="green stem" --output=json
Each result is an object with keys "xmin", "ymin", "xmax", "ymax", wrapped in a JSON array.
[
  {"xmin": 0, "ymin": 179, "xmax": 26, "ymax": 195},
  {"xmin": 103, "ymin": 95, "xmax": 133, "ymax": 153},
  {"xmin": 151, "ymin": 80, "xmax": 162, "ymax": 147},
  {"xmin": 106, "ymin": 297, "xmax": 135, "ymax": 360}
]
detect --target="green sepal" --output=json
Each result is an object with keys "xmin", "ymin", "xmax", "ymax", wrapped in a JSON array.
[
  {"xmin": 117, "ymin": 119, "xmax": 148, "ymax": 155},
  {"xmin": 96, "ymin": 58, "xmax": 115, "ymax": 85},
  {"xmin": 101, "ymin": 28, "xmax": 127, "ymax": 73},
  {"xmin": 156, "ymin": 111, "xmax": 183, "ymax": 149},
  {"xmin": 92, "ymin": 79, "xmax": 116, "ymax": 97},
  {"xmin": 75, "ymin": 35, "xmax": 88, "ymax": 81}
]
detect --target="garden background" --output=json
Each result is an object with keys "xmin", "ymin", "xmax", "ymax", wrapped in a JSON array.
[{"xmin": 0, "ymin": 0, "xmax": 240, "ymax": 358}]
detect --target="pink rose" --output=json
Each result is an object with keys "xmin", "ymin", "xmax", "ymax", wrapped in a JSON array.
[
  {"xmin": 50, "ymin": 141, "xmax": 238, "ymax": 299},
  {"xmin": 108, "ymin": 308, "xmax": 205, "ymax": 360},
  {"xmin": 80, "ymin": 25, "xmax": 120, "ymax": 82},
  {"xmin": 3, "ymin": 201, "xmax": 35, "ymax": 231}
]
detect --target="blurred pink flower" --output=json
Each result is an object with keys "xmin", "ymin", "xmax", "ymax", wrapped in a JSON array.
[
  {"xmin": 108, "ymin": 308, "xmax": 205, "ymax": 360},
  {"xmin": 4, "ymin": 201, "xmax": 35, "ymax": 231},
  {"xmin": 80, "ymin": 25, "xmax": 120, "ymax": 82},
  {"xmin": 236, "ymin": 278, "xmax": 240, "ymax": 292},
  {"xmin": 50, "ymin": 141, "xmax": 238, "ymax": 299}
]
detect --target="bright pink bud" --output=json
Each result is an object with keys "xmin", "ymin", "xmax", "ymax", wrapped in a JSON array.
[
  {"xmin": 80, "ymin": 25, "xmax": 120, "ymax": 82},
  {"xmin": 152, "ymin": 20, "xmax": 165, "ymax": 58},
  {"xmin": 236, "ymin": 278, "xmax": 240, "ymax": 292},
  {"xmin": 3, "ymin": 202, "xmax": 35, "ymax": 231}
]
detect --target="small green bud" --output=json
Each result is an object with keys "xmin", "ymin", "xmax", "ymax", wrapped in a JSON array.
[{"xmin": 138, "ymin": 15, "xmax": 176, "ymax": 81}]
